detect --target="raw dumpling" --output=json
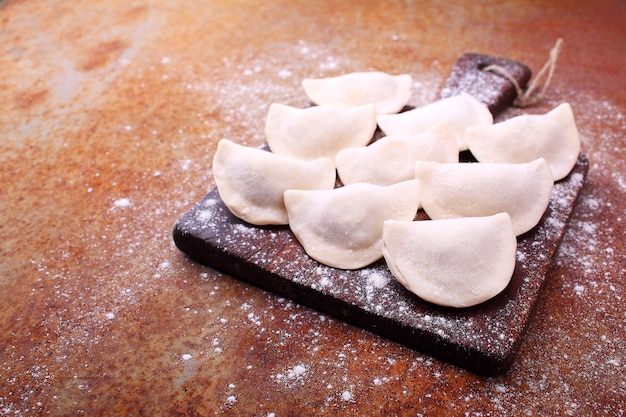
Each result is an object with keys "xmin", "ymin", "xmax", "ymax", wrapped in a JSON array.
[
  {"xmin": 466, "ymin": 103, "xmax": 580, "ymax": 181},
  {"xmin": 382, "ymin": 213, "xmax": 517, "ymax": 308},
  {"xmin": 264, "ymin": 103, "xmax": 377, "ymax": 161},
  {"xmin": 213, "ymin": 139, "xmax": 336, "ymax": 225},
  {"xmin": 284, "ymin": 180, "xmax": 420, "ymax": 269},
  {"xmin": 302, "ymin": 71, "xmax": 413, "ymax": 114},
  {"xmin": 376, "ymin": 93, "xmax": 493, "ymax": 151},
  {"xmin": 336, "ymin": 124, "xmax": 458, "ymax": 186},
  {"xmin": 414, "ymin": 158, "xmax": 554, "ymax": 235}
]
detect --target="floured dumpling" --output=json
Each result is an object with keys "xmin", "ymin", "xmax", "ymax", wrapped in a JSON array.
[
  {"xmin": 301, "ymin": 71, "xmax": 413, "ymax": 114},
  {"xmin": 376, "ymin": 93, "xmax": 493, "ymax": 151},
  {"xmin": 414, "ymin": 158, "xmax": 553, "ymax": 235},
  {"xmin": 466, "ymin": 103, "xmax": 580, "ymax": 181},
  {"xmin": 336, "ymin": 124, "xmax": 458, "ymax": 186},
  {"xmin": 213, "ymin": 139, "xmax": 336, "ymax": 225},
  {"xmin": 284, "ymin": 180, "xmax": 420, "ymax": 269},
  {"xmin": 264, "ymin": 103, "xmax": 377, "ymax": 161},
  {"xmin": 382, "ymin": 213, "xmax": 517, "ymax": 308}
]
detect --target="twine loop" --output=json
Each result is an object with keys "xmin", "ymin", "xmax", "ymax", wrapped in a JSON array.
[{"xmin": 483, "ymin": 38, "xmax": 563, "ymax": 107}]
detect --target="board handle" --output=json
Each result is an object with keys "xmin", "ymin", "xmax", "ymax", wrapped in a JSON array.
[{"xmin": 440, "ymin": 53, "xmax": 532, "ymax": 116}]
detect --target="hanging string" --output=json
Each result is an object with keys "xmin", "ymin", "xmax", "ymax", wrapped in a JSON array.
[{"xmin": 483, "ymin": 38, "xmax": 564, "ymax": 107}]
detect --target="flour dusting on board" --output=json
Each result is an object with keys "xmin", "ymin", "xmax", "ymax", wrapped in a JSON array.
[{"xmin": 174, "ymin": 150, "xmax": 588, "ymax": 375}]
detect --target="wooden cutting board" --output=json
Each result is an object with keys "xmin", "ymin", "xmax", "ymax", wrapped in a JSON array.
[{"xmin": 173, "ymin": 54, "xmax": 589, "ymax": 376}]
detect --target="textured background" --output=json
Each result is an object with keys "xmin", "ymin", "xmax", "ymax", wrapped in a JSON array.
[{"xmin": 1, "ymin": 1, "xmax": 624, "ymax": 415}]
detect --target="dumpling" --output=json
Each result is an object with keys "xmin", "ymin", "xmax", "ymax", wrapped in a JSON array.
[
  {"xmin": 284, "ymin": 180, "xmax": 420, "ymax": 269},
  {"xmin": 414, "ymin": 158, "xmax": 554, "ymax": 236},
  {"xmin": 301, "ymin": 71, "xmax": 413, "ymax": 114},
  {"xmin": 382, "ymin": 213, "xmax": 517, "ymax": 308},
  {"xmin": 213, "ymin": 139, "xmax": 336, "ymax": 225},
  {"xmin": 376, "ymin": 93, "xmax": 493, "ymax": 151},
  {"xmin": 264, "ymin": 103, "xmax": 377, "ymax": 161},
  {"xmin": 465, "ymin": 103, "xmax": 581, "ymax": 181},
  {"xmin": 335, "ymin": 123, "xmax": 458, "ymax": 186}
]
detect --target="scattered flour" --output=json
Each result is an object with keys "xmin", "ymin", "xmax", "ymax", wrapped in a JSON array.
[
  {"xmin": 113, "ymin": 198, "xmax": 131, "ymax": 208},
  {"xmin": 286, "ymin": 364, "xmax": 308, "ymax": 379},
  {"xmin": 6, "ymin": 38, "xmax": 624, "ymax": 417},
  {"xmin": 340, "ymin": 390, "xmax": 354, "ymax": 401}
]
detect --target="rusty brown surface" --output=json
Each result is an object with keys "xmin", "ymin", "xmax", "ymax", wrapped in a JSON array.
[{"xmin": 1, "ymin": 1, "xmax": 624, "ymax": 415}]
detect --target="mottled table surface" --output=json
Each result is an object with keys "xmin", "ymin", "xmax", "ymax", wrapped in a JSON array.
[{"xmin": 1, "ymin": 1, "xmax": 624, "ymax": 416}]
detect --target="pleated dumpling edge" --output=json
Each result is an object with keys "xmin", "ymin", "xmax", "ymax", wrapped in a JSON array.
[
  {"xmin": 382, "ymin": 213, "xmax": 517, "ymax": 308},
  {"xmin": 302, "ymin": 71, "xmax": 413, "ymax": 114},
  {"xmin": 284, "ymin": 180, "xmax": 420, "ymax": 269},
  {"xmin": 213, "ymin": 139, "xmax": 336, "ymax": 225}
]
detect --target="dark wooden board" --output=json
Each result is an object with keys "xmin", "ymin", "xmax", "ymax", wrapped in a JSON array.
[{"xmin": 172, "ymin": 54, "xmax": 587, "ymax": 375}]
